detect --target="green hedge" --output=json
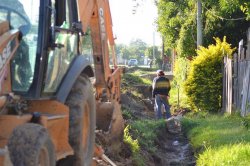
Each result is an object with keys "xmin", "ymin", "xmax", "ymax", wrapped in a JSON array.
[{"xmin": 184, "ymin": 37, "xmax": 235, "ymax": 112}]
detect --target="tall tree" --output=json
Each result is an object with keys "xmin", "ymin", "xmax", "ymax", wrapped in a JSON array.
[
  {"xmin": 129, "ymin": 39, "xmax": 148, "ymax": 60},
  {"xmin": 156, "ymin": 0, "xmax": 249, "ymax": 58},
  {"xmin": 120, "ymin": 46, "xmax": 131, "ymax": 60},
  {"xmin": 144, "ymin": 46, "xmax": 161, "ymax": 60}
]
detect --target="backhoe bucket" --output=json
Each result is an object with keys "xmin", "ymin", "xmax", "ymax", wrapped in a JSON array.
[{"xmin": 96, "ymin": 101, "xmax": 124, "ymax": 140}]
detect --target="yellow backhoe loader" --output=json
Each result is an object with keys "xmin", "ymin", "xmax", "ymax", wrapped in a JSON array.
[{"xmin": 0, "ymin": 0, "xmax": 124, "ymax": 165}]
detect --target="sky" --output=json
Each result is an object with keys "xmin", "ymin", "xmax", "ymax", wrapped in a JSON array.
[{"xmin": 109, "ymin": 0, "xmax": 162, "ymax": 46}]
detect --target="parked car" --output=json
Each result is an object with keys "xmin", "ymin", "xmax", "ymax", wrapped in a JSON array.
[{"xmin": 128, "ymin": 59, "xmax": 138, "ymax": 66}]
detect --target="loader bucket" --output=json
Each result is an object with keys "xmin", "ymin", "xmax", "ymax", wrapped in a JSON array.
[{"xmin": 96, "ymin": 101, "xmax": 124, "ymax": 140}]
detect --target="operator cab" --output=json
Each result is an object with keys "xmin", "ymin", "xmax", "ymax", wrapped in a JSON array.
[
  {"xmin": 0, "ymin": 0, "xmax": 37, "ymax": 92},
  {"xmin": 0, "ymin": 0, "xmax": 94, "ymax": 99}
]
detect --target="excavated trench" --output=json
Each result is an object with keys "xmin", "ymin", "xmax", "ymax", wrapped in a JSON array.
[{"xmin": 117, "ymin": 78, "xmax": 196, "ymax": 166}]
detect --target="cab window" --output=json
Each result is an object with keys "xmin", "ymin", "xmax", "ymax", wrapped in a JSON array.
[
  {"xmin": 1, "ymin": 0, "xmax": 40, "ymax": 92},
  {"xmin": 43, "ymin": 0, "xmax": 78, "ymax": 93}
]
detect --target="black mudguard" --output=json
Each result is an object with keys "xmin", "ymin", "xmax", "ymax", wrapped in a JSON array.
[{"xmin": 56, "ymin": 55, "xmax": 94, "ymax": 103}]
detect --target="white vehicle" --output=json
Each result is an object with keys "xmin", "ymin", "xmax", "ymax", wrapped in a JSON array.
[{"xmin": 128, "ymin": 59, "xmax": 138, "ymax": 66}]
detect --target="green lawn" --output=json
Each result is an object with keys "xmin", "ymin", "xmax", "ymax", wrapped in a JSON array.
[{"xmin": 182, "ymin": 113, "xmax": 250, "ymax": 165}]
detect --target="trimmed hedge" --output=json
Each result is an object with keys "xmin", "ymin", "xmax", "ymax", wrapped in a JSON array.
[{"xmin": 184, "ymin": 37, "xmax": 235, "ymax": 112}]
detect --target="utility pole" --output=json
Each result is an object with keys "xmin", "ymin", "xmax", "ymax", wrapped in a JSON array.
[
  {"xmin": 153, "ymin": 31, "xmax": 155, "ymax": 60},
  {"xmin": 162, "ymin": 37, "xmax": 164, "ymax": 59},
  {"xmin": 197, "ymin": 0, "xmax": 202, "ymax": 49},
  {"xmin": 162, "ymin": 37, "xmax": 165, "ymax": 70}
]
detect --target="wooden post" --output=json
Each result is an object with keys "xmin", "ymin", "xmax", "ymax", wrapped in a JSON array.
[
  {"xmin": 233, "ymin": 53, "xmax": 238, "ymax": 110},
  {"xmin": 247, "ymin": 28, "xmax": 250, "ymax": 60},
  {"xmin": 237, "ymin": 40, "xmax": 244, "ymax": 110},
  {"xmin": 239, "ymin": 40, "xmax": 243, "ymax": 59},
  {"xmin": 241, "ymin": 65, "xmax": 250, "ymax": 116},
  {"xmin": 228, "ymin": 57, "xmax": 232, "ymax": 114},
  {"xmin": 222, "ymin": 57, "xmax": 226, "ymax": 112}
]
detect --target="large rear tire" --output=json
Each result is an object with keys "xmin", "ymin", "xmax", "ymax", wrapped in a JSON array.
[
  {"xmin": 66, "ymin": 74, "xmax": 96, "ymax": 166},
  {"xmin": 8, "ymin": 123, "xmax": 56, "ymax": 166}
]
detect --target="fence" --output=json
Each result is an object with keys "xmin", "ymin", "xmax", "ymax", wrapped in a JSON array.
[{"xmin": 223, "ymin": 28, "xmax": 250, "ymax": 116}]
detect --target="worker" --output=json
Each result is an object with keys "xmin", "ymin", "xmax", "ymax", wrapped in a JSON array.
[
  {"xmin": 162, "ymin": 54, "xmax": 168, "ymax": 71},
  {"xmin": 148, "ymin": 59, "xmax": 153, "ymax": 68},
  {"xmin": 152, "ymin": 70, "xmax": 171, "ymax": 119}
]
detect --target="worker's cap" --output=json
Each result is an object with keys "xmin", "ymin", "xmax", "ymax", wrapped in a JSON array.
[{"xmin": 157, "ymin": 70, "xmax": 165, "ymax": 76}]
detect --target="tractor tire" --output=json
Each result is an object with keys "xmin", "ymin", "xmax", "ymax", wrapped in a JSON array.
[
  {"xmin": 8, "ymin": 123, "xmax": 56, "ymax": 166},
  {"xmin": 66, "ymin": 74, "xmax": 96, "ymax": 166}
]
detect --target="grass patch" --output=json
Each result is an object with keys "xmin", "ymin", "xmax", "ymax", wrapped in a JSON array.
[
  {"xmin": 123, "ymin": 119, "xmax": 166, "ymax": 166},
  {"xmin": 169, "ymin": 84, "xmax": 190, "ymax": 109},
  {"xmin": 130, "ymin": 119, "xmax": 165, "ymax": 153},
  {"xmin": 126, "ymin": 66, "xmax": 157, "ymax": 74},
  {"xmin": 182, "ymin": 113, "xmax": 250, "ymax": 165},
  {"xmin": 121, "ymin": 67, "xmax": 153, "ymax": 99},
  {"xmin": 122, "ymin": 107, "xmax": 134, "ymax": 120},
  {"xmin": 121, "ymin": 106, "xmax": 139, "ymax": 121},
  {"xmin": 123, "ymin": 126, "xmax": 144, "ymax": 165},
  {"xmin": 197, "ymin": 143, "xmax": 250, "ymax": 166},
  {"xmin": 122, "ymin": 73, "xmax": 152, "ymax": 86},
  {"xmin": 122, "ymin": 66, "xmax": 155, "ymax": 86}
]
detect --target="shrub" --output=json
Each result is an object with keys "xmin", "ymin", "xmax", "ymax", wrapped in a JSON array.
[
  {"xmin": 170, "ymin": 57, "xmax": 190, "ymax": 108},
  {"xmin": 184, "ymin": 37, "xmax": 235, "ymax": 112}
]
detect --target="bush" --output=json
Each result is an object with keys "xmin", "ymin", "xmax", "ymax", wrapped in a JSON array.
[
  {"xmin": 170, "ymin": 57, "xmax": 190, "ymax": 108},
  {"xmin": 184, "ymin": 37, "xmax": 235, "ymax": 112}
]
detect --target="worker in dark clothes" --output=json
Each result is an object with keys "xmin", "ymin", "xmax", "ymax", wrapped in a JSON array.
[{"xmin": 152, "ymin": 70, "xmax": 171, "ymax": 119}]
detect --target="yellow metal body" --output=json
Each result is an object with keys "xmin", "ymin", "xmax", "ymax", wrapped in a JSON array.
[
  {"xmin": 0, "ymin": 100, "xmax": 73, "ymax": 164},
  {"xmin": 0, "ymin": 0, "xmax": 124, "ymax": 164},
  {"xmin": 78, "ymin": 0, "xmax": 124, "ymax": 139}
]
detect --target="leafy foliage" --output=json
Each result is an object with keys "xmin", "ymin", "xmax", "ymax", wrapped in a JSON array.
[
  {"xmin": 115, "ymin": 39, "xmax": 161, "ymax": 65},
  {"xmin": 184, "ymin": 37, "xmax": 235, "ymax": 112},
  {"xmin": 169, "ymin": 57, "xmax": 190, "ymax": 108},
  {"xmin": 156, "ymin": 0, "xmax": 249, "ymax": 58},
  {"xmin": 241, "ymin": 2, "xmax": 250, "ymax": 20},
  {"xmin": 124, "ymin": 125, "xmax": 140, "ymax": 153},
  {"xmin": 144, "ymin": 46, "xmax": 161, "ymax": 60},
  {"xmin": 122, "ymin": 73, "xmax": 151, "ymax": 86}
]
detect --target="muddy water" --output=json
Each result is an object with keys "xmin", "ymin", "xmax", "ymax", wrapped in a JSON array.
[{"xmin": 159, "ymin": 130, "xmax": 196, "ymax": 166}]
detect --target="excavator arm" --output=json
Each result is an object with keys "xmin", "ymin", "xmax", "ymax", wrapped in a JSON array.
[
  {"xmin": 78, "ymin": 0, "xmax": 120, "ymax": 101},
  {"xmin": 78, "ymin": 0, "xmax": 124, "ymax": 140}
]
